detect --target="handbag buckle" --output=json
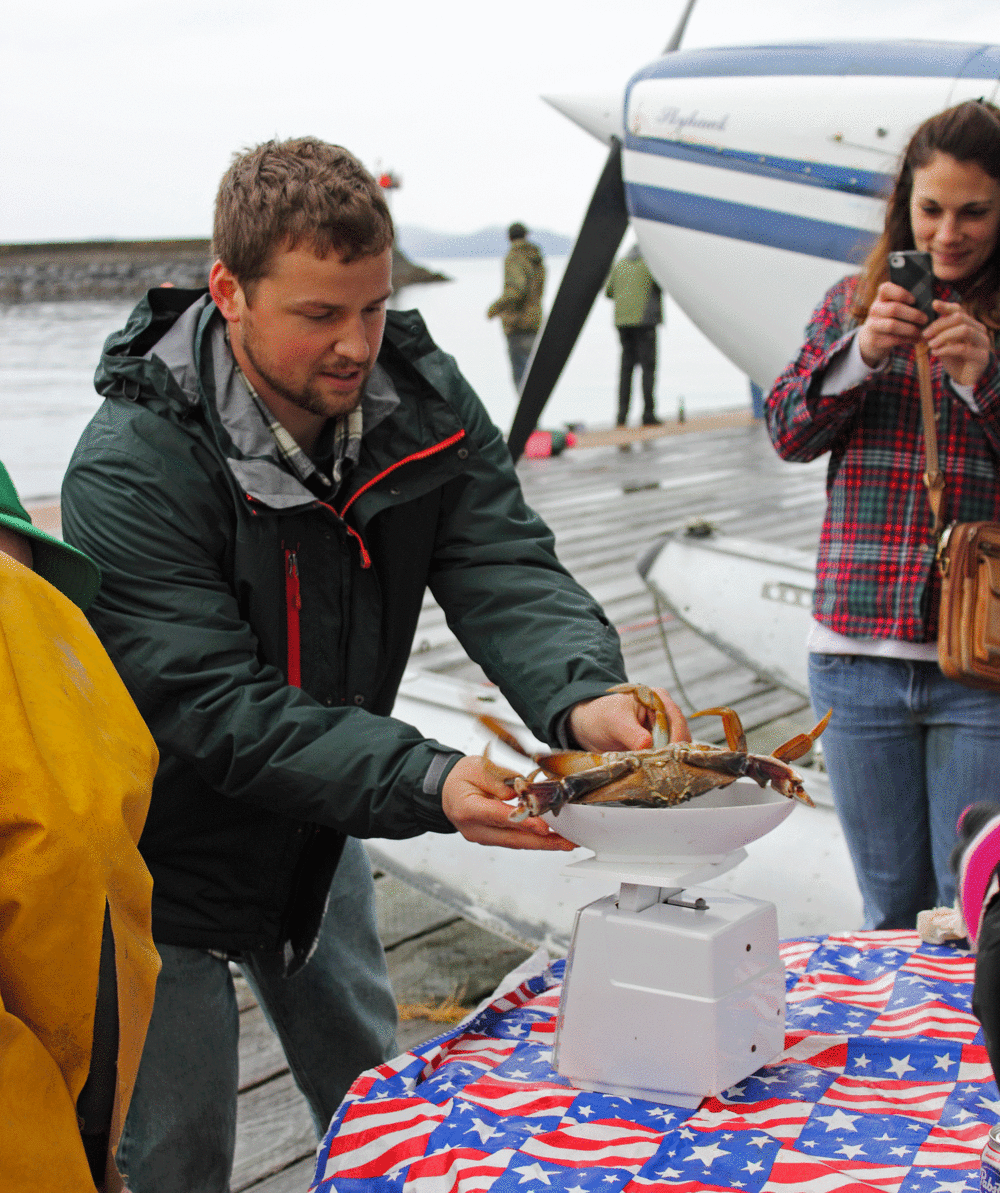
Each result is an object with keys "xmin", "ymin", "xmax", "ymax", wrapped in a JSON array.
[{"xmin": 936, "ymin": 523, "xmax": 955, "ymax": 576}]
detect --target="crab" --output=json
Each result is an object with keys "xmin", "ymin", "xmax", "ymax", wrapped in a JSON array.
[{"xmin": 480, "ymin": 684, "xmax": 830, "ymax": 821}]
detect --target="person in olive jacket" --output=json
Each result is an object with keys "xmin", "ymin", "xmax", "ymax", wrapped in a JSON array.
[{"xmin": 61, "ymin": 138, "xmax": 687, "ymax": 1193}]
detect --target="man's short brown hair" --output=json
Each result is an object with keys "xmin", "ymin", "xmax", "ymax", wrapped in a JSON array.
[{"xmin": 213, "ymin": 138, "xmax": 394, "ymax": 287}]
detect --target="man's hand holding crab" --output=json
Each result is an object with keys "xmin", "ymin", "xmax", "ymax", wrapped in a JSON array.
[{"xmin": 440, "ymin": 686, "xmax": 691, "ymax": 850}]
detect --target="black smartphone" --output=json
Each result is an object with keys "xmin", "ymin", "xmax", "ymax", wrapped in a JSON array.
[{"xmin": 887, "ymin": 250, "xmax": 936, "ymax": 322}]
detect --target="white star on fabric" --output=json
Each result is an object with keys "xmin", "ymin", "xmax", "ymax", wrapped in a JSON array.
[
  {"xmin": 566, "ymin": 1185, "xmax": 589, "ymax": 1193},
  {"xmin": 837, "ymin": 1143, "xmax": 866, "ymax": 1159},
  {"xmin": 575, "ymin": 1104, "xmax": 595, "ymax": 1119},
  {"xmin": 521, "ymin": 1123, "xmax": 544, "ymax": 1135},
  {"xmin": 505, "ymin": 1024, "xmax": 527, "ymax": 1037},
  {"xmin": 932, "ymin": 1054, "xmax": 954, "ymax": 1071},
  {"xmin": 602, "ymin": 1177, "xmax": 617, "ymax": 1183},
  {"xmin": 755, "ymin": 1074, "xmax": 784, "ymax": 1086},
  {"xmin": 853, "ymin": 1054, "xmax": 871, "ymax": 1069},
  {"xmin": 513, "ymin": 1162, "xmax": 554, "ymax": 1185},
  {"xmin": 688, "ymin": 1142, "xmax": 730, "ymax": 1166},
  {"xmin": 876, "ymin": 1132, "xmax": 892, "ymax": 1141},
  {"xmin": 748, "ymin": 1135, "xmax": 771, "ymax": 1148},
  {"xmin": 655, "ymin": 1168, "xmax": 681, "ymax": 1179},
  {"xmin": 744, "ymin": 1160, "xmax": 764, "ymax": 1174},
  {"xmin": 890, "ymin": 1145, "xmax": 911, "ymax": 1156},
  {"xmin": 931, "ymin": 1180, "xmax": 974, "ymax": 1193},
  {"xmin": 953, "ymin": 1108, "xmax": 975, "ymax": 1122},
  {"xmin": 508, "ymin": 1070, "xmax": 531, "ymax": 1080},
  {"xmin": 679, "ymin": 1127, "xmax": 696, "ymax": 1140},
  {"xmin": 815, "ymin": 1108, "xmax": 860, "ymax": 1133},
  {"xmin": 979, "ymin": 1095, "xmax": 1000, "ymax": 1116},
  {"xmin": 646, "ymin": 1107, "xmax": 675, "ymax": 1122},
  {"xmin": 886, "ymin": 1055, "xmax": 916, "ymax": 1078},
  {"xmin": 466, "ymin": 1118, "xmax": 499, "ymax": 1144},
  {"xmin": 803, "ymin": 1139, "xmax": 817, "ymax": 1148},
  {"xmin": 725, "ymin": 1086, "xmax": 747, "ymax": 1098}
]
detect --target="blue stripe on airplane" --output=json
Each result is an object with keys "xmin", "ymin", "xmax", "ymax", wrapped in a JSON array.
[
  {"xmin": 626, "ymin": 182, "xmax": 877, "ymax": 264},
  {"xmin": 628, "ymin": 41, "xmax": 1000, "ymax": 82},
  {"xmin": 624, "ymin": 134, "xmax": 894, "ymax": 200}
]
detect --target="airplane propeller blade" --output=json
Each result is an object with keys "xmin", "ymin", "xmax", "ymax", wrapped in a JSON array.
[
  {"xmin": 506, "ymin": 138, "xmax": 629, "ymax": 462},
  {"xmin": 663, "ymin": 0, "xmax": 697, "ymax": 53}
]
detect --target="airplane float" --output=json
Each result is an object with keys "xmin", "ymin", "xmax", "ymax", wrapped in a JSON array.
[{"xmin": 372, "ymin": 21, "xmax": 1000, "ymax": 950}]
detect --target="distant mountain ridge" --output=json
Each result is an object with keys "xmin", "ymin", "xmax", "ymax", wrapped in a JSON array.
[{"xmin": 397, "ymin": 225, "xmax": 573, "ymax": 260}]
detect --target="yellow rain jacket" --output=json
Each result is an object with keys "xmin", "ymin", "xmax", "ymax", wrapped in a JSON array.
[{"xmin": 0, "ymin": 554, "xmax": 159, "ymax": 1191}]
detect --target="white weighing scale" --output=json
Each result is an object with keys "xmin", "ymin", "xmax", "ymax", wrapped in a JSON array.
[{"xmin": 546, "ymin": 782, "xmax": 797, "ymax": 1108}]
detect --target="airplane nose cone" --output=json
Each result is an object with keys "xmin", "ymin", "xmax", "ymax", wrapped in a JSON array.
[{"xmin": 543, "ymin": 91, "xmax": 623, "ymax": 146}]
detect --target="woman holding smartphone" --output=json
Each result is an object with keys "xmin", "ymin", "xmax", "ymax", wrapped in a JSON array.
[{"xmin": 766, "ymin": 100, "xmax": 1000, "ymax": 931}]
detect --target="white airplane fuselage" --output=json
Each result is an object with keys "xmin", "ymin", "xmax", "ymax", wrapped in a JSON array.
[{"xmin": 554, "ymin": 42, "xmax": 1000, "ymax": 389}]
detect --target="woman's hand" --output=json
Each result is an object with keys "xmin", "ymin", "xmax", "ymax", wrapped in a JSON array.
[
  {"xmin": 856, "ymin": 281, "xmax": 927, "ymax": 368},
  {"xmin": 924, "ymin": 299, "xmax": 993, "ymax": 388}
]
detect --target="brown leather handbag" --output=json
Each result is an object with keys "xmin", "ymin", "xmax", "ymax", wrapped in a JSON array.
[{"xmin": 918, "ymin": 342, "xmax": 1000, "ymax": 690}]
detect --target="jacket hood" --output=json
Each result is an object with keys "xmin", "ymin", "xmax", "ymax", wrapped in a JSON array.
[{"xmin": 92, "ymin": 289, "xmax": 436, "ymax": 512}]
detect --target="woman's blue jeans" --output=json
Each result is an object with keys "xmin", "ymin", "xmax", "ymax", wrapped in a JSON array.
[
  {"xmin": 809, "ymin": 654, "xmax": 1000, "ymax": 931},
  {"xmin": 114, "ymin": 839, "xmax": 398, "ymax": 1193}
]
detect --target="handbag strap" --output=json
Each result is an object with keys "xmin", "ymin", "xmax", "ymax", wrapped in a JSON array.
[{"xmin": 916, "ymin": 341, "xmax": 946, "ymax": 538}]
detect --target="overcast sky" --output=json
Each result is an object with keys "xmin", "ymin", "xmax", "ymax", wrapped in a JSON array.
[{"xmin": 3, "ymin": 0, "xmax": 1000, "ymax": 245}]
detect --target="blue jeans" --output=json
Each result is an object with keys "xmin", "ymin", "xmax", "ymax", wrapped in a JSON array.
[
  {"xmin": 115, "ymin": 839, "xmax": 398, "ymax": 1193},
  {"xmin": 506, "ymin": 331, "xmax": 536, "ymax": 389},
  {"xmin": 809, "ymin": 654, "xmax": 1000, "ymax": 931}
]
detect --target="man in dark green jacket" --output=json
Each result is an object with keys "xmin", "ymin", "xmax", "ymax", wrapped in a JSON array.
[{"xmin": 62, "ymin": 139, "xmax": 686, "ymax": 1193}]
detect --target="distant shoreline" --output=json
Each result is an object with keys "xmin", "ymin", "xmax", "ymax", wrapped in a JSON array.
[{"xmin": 0, "ymin": 240, "xmax": 447, "ymax": 303}]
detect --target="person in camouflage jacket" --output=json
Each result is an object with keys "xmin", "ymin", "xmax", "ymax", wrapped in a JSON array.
[{"xmin": 487, "ymin": 222, "xmax": 545, "ymax": 388}]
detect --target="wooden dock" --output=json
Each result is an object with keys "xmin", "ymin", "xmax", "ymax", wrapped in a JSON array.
[{"xmin": 27, "ymin": 411, "xmax": 831, "ymax": 1190}]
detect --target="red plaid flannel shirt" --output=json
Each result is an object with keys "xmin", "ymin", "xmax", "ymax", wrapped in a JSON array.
[{"xmin": 766, "ymin": 275, "xmax": 1000, "ymax": 640}]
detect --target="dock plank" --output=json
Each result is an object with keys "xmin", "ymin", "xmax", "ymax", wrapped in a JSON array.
[{"xmin": 232, "ymin": 1073, "xmax": 315, "ymax": 1191}]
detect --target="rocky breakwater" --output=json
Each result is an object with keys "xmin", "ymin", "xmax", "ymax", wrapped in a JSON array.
[{"xmin": 0, "ymin": 240, "xmax": 448, "ymax": 303}]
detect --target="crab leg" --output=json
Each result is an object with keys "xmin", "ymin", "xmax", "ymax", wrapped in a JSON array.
[
  {"xmin": 507, "ymin": 757, "xmax": 641, "ymax": 821},
  {"xmin": 771, "ymin": 708, "xmax": 833, "ymax": 763},
  {"xmin": 607, "ymin": 682, "xmax": 672, "ymax": 747},
  {"xmin": 690, "ymin": 706, "xmax": 746, "ymax": 751}
]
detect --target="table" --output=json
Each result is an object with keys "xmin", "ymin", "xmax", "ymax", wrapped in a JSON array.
[{"xmin": 309, "ymin": 932, "xmax": 996, "ymax": 1193}]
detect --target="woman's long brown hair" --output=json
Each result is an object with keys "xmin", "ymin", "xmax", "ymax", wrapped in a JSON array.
[{"xmin": 852, "ymin": 100, "xmax": 1000, "ymax": 330}]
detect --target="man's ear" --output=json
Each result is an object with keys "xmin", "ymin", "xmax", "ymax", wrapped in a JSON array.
[{"xmin": 209, "ymin": 260, "xmax": 242, "ymax": 322}]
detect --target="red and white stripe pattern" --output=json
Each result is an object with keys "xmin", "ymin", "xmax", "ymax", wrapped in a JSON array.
[
  {"xmin": 310, "ymin": 933, "xmax": 991, "ymax": 1193},
  {"xmin": 820, "ymin": 1073, "xmax": 954, "ymax": 1122},
  {"xmin": 786, "ymin": 969, "xmax": 896, "ymax": 1011},
  {"xmin": 866, "ymin": 1001, "xmax": 982, "ymax": 1042}
]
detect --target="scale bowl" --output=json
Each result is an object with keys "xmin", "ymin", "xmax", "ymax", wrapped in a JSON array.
[{"xmin": 543, "ymin": 779, "xmax": 796, "ymax": 864}]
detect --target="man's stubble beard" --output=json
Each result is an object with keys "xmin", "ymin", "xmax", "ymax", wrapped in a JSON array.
[{"xmin": 239, "ymin": 317, "xmax": 368, "ymax": 419}]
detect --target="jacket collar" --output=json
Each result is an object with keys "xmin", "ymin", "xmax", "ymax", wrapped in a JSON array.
[{"xmin": 143, "ymin": 295, "xmax": 401, "ymax": 510}]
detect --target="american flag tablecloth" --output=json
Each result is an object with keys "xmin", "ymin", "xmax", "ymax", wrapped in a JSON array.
[{"xmin": 309, "ymin": 932, "xmax": 999, "ymax": 1193}]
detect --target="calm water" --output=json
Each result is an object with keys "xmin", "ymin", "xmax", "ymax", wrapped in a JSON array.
[{"xmin": 0, "ymin": 256, "xmax": 748, "ymax": 501}]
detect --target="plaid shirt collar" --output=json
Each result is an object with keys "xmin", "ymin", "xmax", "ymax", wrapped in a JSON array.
[{"xmin": 229, "ymin": 337, "xmax": 363, "ymax": 498}]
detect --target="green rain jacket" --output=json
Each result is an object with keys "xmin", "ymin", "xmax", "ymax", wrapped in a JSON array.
[
  {"xmin": 62, "ymin": 287, "xmax": 625, "ymax": 967},
  {"xmin": 487, "ymin": 239, "xmax": 545, "ymax": 335}
]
